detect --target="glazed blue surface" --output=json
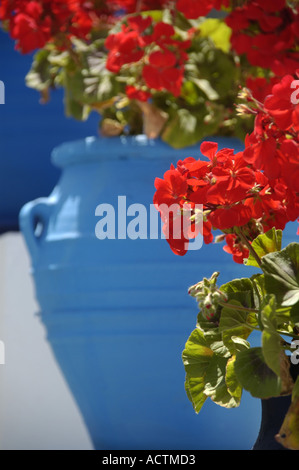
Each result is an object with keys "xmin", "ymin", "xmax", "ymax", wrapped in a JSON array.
[{"xmin": 18, "ymin": 134, "xmax": 292, "ymax": 450}]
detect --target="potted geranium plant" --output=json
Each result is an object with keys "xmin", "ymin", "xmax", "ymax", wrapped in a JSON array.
[
  {"xmin": 2, "ymin": 0, "xmax": 299, "ymax": 450},
  {"xmin": 1, "ymin": 0, "xmax": 257, "ymax": 146},
  {"xmin": 154, "ymin": 72, "xmax": 299, "ymax": 449}
]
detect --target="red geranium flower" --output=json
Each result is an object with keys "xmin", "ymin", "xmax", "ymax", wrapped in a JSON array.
[
  {"xmin": 264, "ymin": 74, "xmax": 299, "ymax": 131},
  {"xmin": 154, "ymin": 169, "xmax": 188, "ymax": 208},
  {"xmin": 125, "ymin": 85, "xmax": 151, "ymax": 102},
  {"xmin": 105, "ymin": 24, "xmax": 145, "ymax": 73},
  {"xmin": 223, "ymin": 234, "xmax": 249, "ymax": 264},
  {"xmin": 142, "ymin": 49, "xmax": 185, "ymax": 96}
]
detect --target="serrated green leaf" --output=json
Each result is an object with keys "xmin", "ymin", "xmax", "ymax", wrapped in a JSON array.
[
  {"xmin": 182, "ymin": 328, "xmax": 213, "ymax": 413},
  {"xmin": 185, "ymin": 374, "xmax": 208, "ymax": 413},
  {"xmin": 246, "ymin": 228, "xmax": 282, "ymax": 268}
]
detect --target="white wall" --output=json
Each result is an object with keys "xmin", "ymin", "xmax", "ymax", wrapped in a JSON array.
[{"xmin": 0, "ymin": 232, "xmax": 93, "ymax": 450}]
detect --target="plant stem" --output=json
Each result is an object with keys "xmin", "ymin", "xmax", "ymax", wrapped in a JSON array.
[
  {"xmin": 136, "ymin": 0, "xmax": 143, "ymax": 13},
  {"xmin": 277, "ymin": 330, "xmax": 299, "ymax": 340},
  {"xmin": 218, "ymin": 300, "xmax": 259, "ymax": 313},
  {"xmin": 237, "ymin": 227, "xmax": 262, "ymax": 267}
]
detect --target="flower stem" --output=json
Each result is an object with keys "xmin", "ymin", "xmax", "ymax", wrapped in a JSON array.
[
  {"xmin": 237, "ymin": 227, "xmax": 262, "ymax": 267},
  {"xmin": 277, "ymin": 330, "xmax": 299, "ymax": 340},
  {"xmin": 136, "ymin": 0, "xmax": 143, "ymax": 12},
  {"xmin": 218, "ymin": 301, "xmax": 259, "ymax": 313}
]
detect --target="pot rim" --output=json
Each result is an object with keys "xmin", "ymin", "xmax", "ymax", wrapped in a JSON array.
[{"xmin": 51, "ymin": 134, "xmax": 244, "ymax": 169}]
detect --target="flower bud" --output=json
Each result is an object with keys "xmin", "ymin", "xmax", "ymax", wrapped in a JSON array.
[{"xmin": 188, "ymin": 272, "xmax": 225, "ymax": 322}]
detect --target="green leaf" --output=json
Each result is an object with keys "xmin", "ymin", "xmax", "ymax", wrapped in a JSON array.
[
  {"xmin": 230, "ymin": 336, "xmax": 251, "ymax": 353},
  {"xmin": 261, "ymin": 295, "xmax": 282, "ymax": 377},
  {"xmin": 220, "ymin": 277, "xmax": 253, "ymax": 302},
  {"xmin": 223, "ymin": 335, "xmax": 251, "ymax": 357},
  {"xmin": 292, "ymin": 376, "xmax": 299, "ymax": 401},
  {"xmin": 219, "ymin": 300, "xmax": 253, "ymax": 333},
  {"xmin": 276, "ymin": 396, "xmax": 299, "ymax": 450},
  {"xmin": 210, "ymin": 340, "xmax": 231, "ymax": 358},
  {"xmin": 26, "ymin": 48, "xmax": 61, "ymax": 93},
  {"xmin": 191, "ymin": 78, "xmax": 219, "ymax": 101},
  {"xmin": 246, "ymin": 228, "xmax": 282, "ymax": 268},
  {"xmin": 260, "ymin": 294, "xmax": 277, "ymax": 331},
  {"xmin": 162, "ymin": 108, "xmax": 196, "ymax": 148},
  {"xmin": 182, "ymin": 328, "xmax": 213, "ymax": 377},
  {"xmin": 196, "ymin": 315, "xmax": 221, "ymax": 341},
  {"xmin": 140, "ymin": 10, "xmax": 163, "ymax": 22},
  {"xmin": 204, "ymin": 355, "xmax": 240, "ymax": 408},
  {"xmin": 219, "ymin": 278, "xmax": 255, "ymax": 314},
  {"xmin": 184, "ymin": 378, "xmax": 193, "ymax": 404},
  {"xmin": 234, "ymin": 347, "xmax": 283, "ymax": 398},
  {"xmin": 185, "ymin": 375, "xmax": 207, "ymax": 413},
  {"xmin": 260, "ymin": 296, "xmax": 294, "ymax": 395},
  {"xmin": 180, "ymin": 81, "xmax": 201, "ymax": 106},
  {"xmin": 251, "ymin": 274, "xmax": 266, "ymax": 311},
  {"xmin": 226, "ymin": 356, "xmax": 242, "ymax": 402},
  {"xmin": 261, "ymin": 242, "xmax": 299, "ymax": 308},
  {"xmin": 187, "ymin": 44, "xmax": 239, "ymax": 106},
  {"xmin": 182, "ymin": 328, "xmax": 213, "ymax": 413},
  {"xmin": 219, "ymin": 300, "xmax": 254, "ymax": 354},
  {"xmin": 65, "ymin": 96, "xmax": 89, "ymax": 121},
  {"xmin": 198, "ymin": 19, "xmax": 232, "ymax": 53},
  {"xmin": 161, "ymin": 107, "xmax": 221, "ymax": 149}
]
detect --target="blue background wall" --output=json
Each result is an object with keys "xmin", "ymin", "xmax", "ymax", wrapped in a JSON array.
[
  {"xmin": 0, "ymin": 31, "xmax": 99, "ymax": 233},
  {"xmin": 1, "ymin": 29, "xmax": 299, "ymax": 450}
]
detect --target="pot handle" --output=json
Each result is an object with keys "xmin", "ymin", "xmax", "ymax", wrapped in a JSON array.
[{"xmin": 19, "ymin": 198, "xmax": 53, "ymax": 261}]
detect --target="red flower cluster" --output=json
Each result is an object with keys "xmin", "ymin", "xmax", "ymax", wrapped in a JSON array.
[
  {"xmin": 245, "ymin": 76, "xmax": 280, "ymax": 104},
  {"xmin": 226, "ymin": 0, "xmax": 299, "ymax": 76},
  {"xmin": 244, "ymin": 73, "xmax": 299, "ymax": 190},
  {"xmin": 142, "ymin": 22, "xmax": 191, "ymax": 97},
  {"xmin": 111, "ymin": 0, "xmax": 168, "ymax": 12},
  {"xmin": 125, "ymin": 85, "xmax": 151, "ymax": 102},
  {"xmin": 105, "ymin": 15, "xmax": 191, "ymax": 98},
  {"xmin": 154, "ymin": 73, "xmax": 299, "ymax": 263},
  {"xmin": 105, "ymin": 15, "xmax": 150, "ymax": 73},
  {"xmin": 112, "ymin": 0, "xmax": 229, "ymax": 19},
  {"xmin": 175, "ymin": 0, "xmax": 229, "ymax": 20},
  {"xmin": 0, "ymin": 0, "xmax": 115, "ymax": 53}
]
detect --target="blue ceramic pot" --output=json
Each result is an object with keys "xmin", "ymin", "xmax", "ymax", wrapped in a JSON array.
[
  {"xmin": 19, "ymin": 135, "xmax": 246, "ymax": 450},
  {"xmin": 252, "ymin": 364, "xmax": 299, "ymax": 450}
]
